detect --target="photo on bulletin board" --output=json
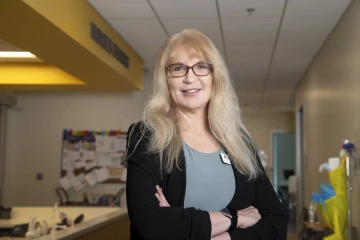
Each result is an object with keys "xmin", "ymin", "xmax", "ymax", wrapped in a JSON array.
[{"xmin": 60, "ymin": 129, "xmax": 127, "ymax": 190}]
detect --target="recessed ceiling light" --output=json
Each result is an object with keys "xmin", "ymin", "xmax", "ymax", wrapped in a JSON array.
[{"xmin": 0, "ymin": 51, "xmax": 36, "ymax": 58}]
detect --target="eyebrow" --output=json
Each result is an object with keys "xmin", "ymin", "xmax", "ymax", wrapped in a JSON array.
[{"xmin": 170, "ymin": 61, "xmax": 207, "ymax": 65}]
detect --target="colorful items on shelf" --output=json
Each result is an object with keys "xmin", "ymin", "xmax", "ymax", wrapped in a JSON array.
[{"xmin": 63, "ymin": 129, "xmax": 122, "ymax": 136}]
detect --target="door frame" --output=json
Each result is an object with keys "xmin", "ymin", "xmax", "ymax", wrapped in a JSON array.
[
  {"xmin": 295, "ymin": 107, "xmax": 305, "ymax": 233},
  {"xmin": 271, "ymin": 130, "xmax": 287, "ymax": 193}
]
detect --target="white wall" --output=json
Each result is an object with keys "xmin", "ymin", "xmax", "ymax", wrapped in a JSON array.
[{"xmin": 4, "ymin": 89, "xmax": 148, "ymax": 207}]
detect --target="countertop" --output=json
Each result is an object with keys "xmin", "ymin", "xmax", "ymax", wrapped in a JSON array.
[{"xmin": 0, "ymin": 207, "xmax": 128, "ymax": 240}]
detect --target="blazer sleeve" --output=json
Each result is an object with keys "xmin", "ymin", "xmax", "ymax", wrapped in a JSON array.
[
  {"xmin": 126, "ymin": 123, "xmax": 212, "ymax": 240},
  {"xmin": 229, "ymin": 153, "xmax": 288, "ymax": 240}
]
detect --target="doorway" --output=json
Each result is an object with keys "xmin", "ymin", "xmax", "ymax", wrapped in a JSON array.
[{"xmin": 272, "ymin": 131, "xmax": 296, "ymax": 232}]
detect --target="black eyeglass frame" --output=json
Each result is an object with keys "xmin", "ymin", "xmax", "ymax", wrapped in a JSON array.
[{"xmin": 166, "ymin": 62, "xmax": 213, "ymax": 77}]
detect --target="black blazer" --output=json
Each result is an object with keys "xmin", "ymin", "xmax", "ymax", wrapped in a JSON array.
[{"xmin": 126, "ymin": 122, "xmax": 287, "ymax": 240}]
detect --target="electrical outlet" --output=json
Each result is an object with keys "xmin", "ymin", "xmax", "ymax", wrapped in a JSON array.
[{"xmin": 36, "ymin": 173, "xmax": 43, "ymax": 181}]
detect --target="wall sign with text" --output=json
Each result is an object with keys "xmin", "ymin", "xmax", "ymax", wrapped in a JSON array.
[{"xmin": 90, "ymin": 22, "xmax": 130, "ymax": 69}]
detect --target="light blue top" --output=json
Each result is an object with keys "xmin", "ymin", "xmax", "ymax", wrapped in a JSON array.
[{"xmin": 183, "ymin": 143, "xmax": 236, "ymax": 211}]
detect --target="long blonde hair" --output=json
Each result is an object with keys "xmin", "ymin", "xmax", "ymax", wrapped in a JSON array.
[{"xmin": 142, "ymin": 29, "xmax": 260, "ymax": 179}]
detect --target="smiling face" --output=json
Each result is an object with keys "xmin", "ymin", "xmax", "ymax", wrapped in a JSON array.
[{"xmin": 167, "ymin": 47, "xmax": 213, "ymax": 113}]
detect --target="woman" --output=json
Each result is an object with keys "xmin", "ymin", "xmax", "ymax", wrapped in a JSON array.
[{"xmin": 126, "ymin": 29, "xmax": 287, "ymax": 240}]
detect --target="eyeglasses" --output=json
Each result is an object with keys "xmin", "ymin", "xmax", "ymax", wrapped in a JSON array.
[{"xmin": 166, "ymin": 62, "xmax": 213, "ymax": 77}]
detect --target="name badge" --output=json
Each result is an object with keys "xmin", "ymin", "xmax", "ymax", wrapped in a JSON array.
[{"xmin": 220, "ymin": 153, "xmax": 231, "ymax": 165}]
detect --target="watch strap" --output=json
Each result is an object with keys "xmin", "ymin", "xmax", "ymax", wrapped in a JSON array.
[
  {"xmin": 227, "ymin": 207, "xmax": 237, "ymax": 232},
  {"xmin": 221, "ymin": 207, "xmax": 238, "ymax": 232}
]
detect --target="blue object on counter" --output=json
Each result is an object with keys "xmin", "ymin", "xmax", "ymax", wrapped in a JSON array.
[{"xmin": 311, "ymin": 184, "xmax": 335, "ymax": 206}]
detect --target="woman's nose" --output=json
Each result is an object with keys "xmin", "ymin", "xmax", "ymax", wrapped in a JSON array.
[{"xmin": 183, "ymin": 68, "xmax": 197, "ymax": 84}]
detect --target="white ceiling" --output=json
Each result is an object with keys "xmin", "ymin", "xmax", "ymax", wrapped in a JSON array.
[{"xmin": 89, "ymin": 0, "xmax": 352, "ymax": 112}]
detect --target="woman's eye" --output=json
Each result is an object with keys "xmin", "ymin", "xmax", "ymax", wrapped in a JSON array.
[
  {"xmin": 197, "ymin": 64, "xmax": 209, "ymax": 69},
  {"xmin": 173, "ymin": 65, "xmax": 186, "ymax": 71}
]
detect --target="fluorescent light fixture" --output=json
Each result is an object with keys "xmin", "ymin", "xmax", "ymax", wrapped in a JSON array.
[{"xmin": 0, "ymin": 51, "xmax": 36, "ymax": 58}]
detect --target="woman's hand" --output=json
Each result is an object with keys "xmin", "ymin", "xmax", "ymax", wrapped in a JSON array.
[
  {"xmin": 155, "ymin": 185, "xmax": 170, "ymax": 207},
  {"xmin": 237, "ymin": 206, "xmax": 261, "ymax": 228},
  {"xmin": 211, "ymin": 232, "xmax": 231, "ymax": 240}
]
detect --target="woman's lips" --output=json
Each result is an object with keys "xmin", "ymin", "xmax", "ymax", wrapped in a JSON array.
[{"xmin": 181, "ymin": 89, "xmax": 201, "ymax": 96}]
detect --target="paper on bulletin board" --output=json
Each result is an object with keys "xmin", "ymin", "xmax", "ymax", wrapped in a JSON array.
[
  {"xmin": 120, "ymin": 168, "xmax": 127, "ymax": 182},
  {"xmin": 108, "ymin": 167, "xmax": 123, "ymax": 179},
  {"xmin": 109, "ymin": 153, "xmax": 124, "ymax": 167},
  {"xmin": 62, "ymin": 150, "xmax": 81, "ymax": 170},
  {"xmin": 59, "ymin": 176, "xmax": 72, "ymax": 190},
  {"xmin": 69, "ymin": 175, "xmax": 83, "ymax": 191},
  {"xmin": 77, "ymin": 173, "xmax": 87, "ymax": 186},
  {"xmin": 95, "ymin": 135, "xmax": 109, "ymax": 152},
  {"xmin": 75, "ymin": 159, "xmax": 85, "ymax": 169},
  {"xmin": 85, "ymin": 160, "xmax": 97, "ymax": 171},
  {"xmin": 85, "ymin": 171, "xmax": 98, "ymax": 186},
  {"xmin": 95, "ymin": 167, "xmax": 109, "ymax": 182},
  {"xmin": 108, "ymin": 136, "xmax": 117, "ymax": 151},
  {"xmin": 82, "ymin": 150, "xmax": 95, "ymax": 160},
  {"xmin": 115, "ymin": 135, "xmax": 127, "ymax": 151},
  {"xmin": 96, "ymin": 152, "xmax": 111, "ymax": 166}
]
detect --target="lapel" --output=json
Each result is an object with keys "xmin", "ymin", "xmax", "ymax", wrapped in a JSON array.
[{"xmin": 161, "ymin": 149, "xmax": 187, "ymax": 207}]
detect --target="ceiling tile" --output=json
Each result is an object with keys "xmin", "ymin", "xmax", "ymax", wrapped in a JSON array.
[
  {"xmin": 285, "ymin": 0, "xmax": 352, "ymax": 17},
  {"xmin": 150, "ymin": 0, "xmax": 217, "ymax": 19},
  {"xmin": 109, "ymin": 19, "xmax": 167, "ymax": 61},
  {"xmin": 226, "ymin": 43, "xmax": 273, "ymax": 62},
  {"xmin": 109, "ymin": 19, "xmax": 165, "ymax": 34},
  {"xmin": 282, "ymin": 16, "xmax": 340, "ymax": 31},
  {"xmin": 164, "ymin": 18, "xmax": 220, "ymax": 34},
  {"xmin": 275, "ymin": 42, "xmax": 322, "ymax": 58},
  {"xmin": 278, "ymin": 30, "xmax": 330, "ymax": 43},
  {"xmin": 219, "ymin": 0, "xmax": 285, "ymax": 18},
  {"xmin": 267, "ymin": 75, "xmax": 302, "ymax": 88},
  {"xmin": 151, "ymin": 0, "xmax": 213, "ymax": 2},
  {"xmin": 201, "ymin": 30, "xmax": 224, "ymax": 53},
  {"xmin": 224, "ymin": 30, "xmax": 277, "ymax": 44},
  {"xmin": 89, "ymin": 0, "xmax": 155, "ymax": 19},
  {"xmin": 229, "ymin": 62, "xmax": 268, "ymax": 89},
  {"xmin": 144, "ymin": 60, "xmax": 157, "ymax": 72},
  {"xmin": 222, "ymin": 17, "xmax": 281, "ymax": 31},
  {"xmin": 227, "ymin": 42, "xmax": 271, "ymax": 86},
  {"xmin": 270, "ymin": 58, "xmax": 309, "ymax": 76}
]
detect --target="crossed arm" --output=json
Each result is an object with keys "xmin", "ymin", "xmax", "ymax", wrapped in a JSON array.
[{"xmin": 155, "ymin": 185, "xmax": 261, "ymax": 240}]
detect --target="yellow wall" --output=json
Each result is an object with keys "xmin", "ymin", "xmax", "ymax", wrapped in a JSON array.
[
  {"xmin": 295, "ymin": 0, "xmax": 360, "ymax": 229},
  {"xmin": 0, "ymin": 63, "xmax": 85, "ymax": 85},
  {"xmin": 0, "ymin": 0, "xmax": 143, "ymax": 91}
]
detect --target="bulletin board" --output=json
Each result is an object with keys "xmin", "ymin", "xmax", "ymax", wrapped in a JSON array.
[{"xmin": 59, "ymin": 129, "xmax": 128, "ymax": 191}]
